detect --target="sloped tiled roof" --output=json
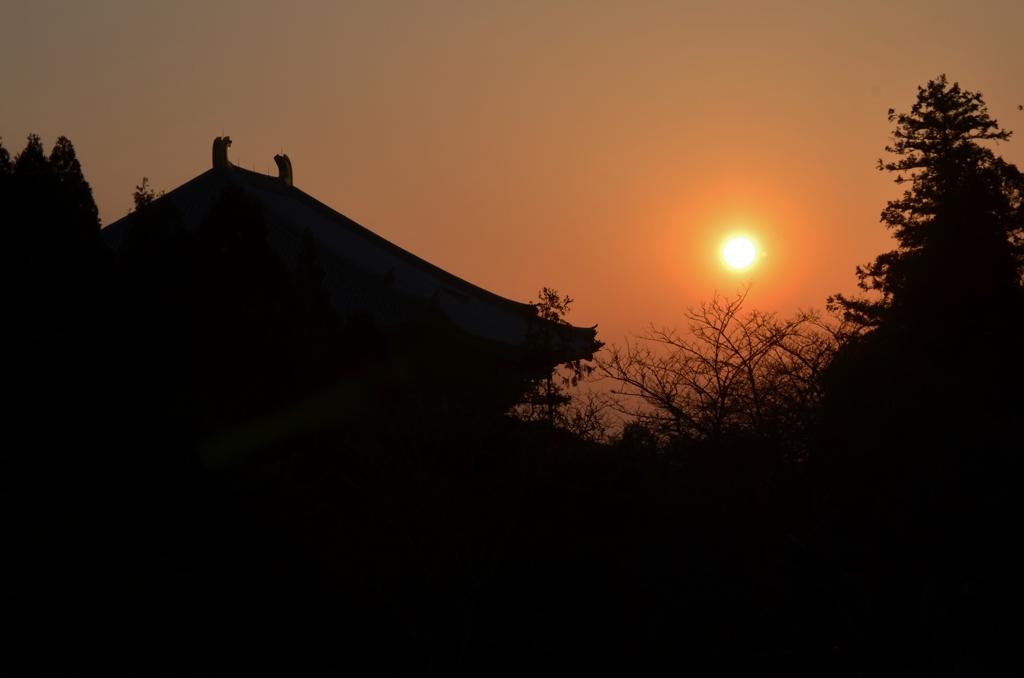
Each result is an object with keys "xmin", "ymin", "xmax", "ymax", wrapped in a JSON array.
[{"xmin": 101, "ymin": 150, "xmax": 600, "ymax": 358}]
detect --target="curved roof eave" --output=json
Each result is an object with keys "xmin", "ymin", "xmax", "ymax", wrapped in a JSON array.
[{"xmin": 102, "ymin": 163, "xmax": 600, "ymax": 357}]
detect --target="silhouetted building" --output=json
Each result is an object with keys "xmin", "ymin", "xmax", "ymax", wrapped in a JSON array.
[{"xmin": 101, "ymin": 138, "xmax": 601, "ymax": 409}]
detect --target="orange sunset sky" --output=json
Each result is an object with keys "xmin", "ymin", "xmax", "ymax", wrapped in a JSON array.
[{"xmin": 3, "ymin": 0, "xmax": 1023, "ymax": 346}]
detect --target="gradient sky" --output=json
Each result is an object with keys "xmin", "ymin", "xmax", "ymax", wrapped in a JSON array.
[{"xmin": 3, "ymin": 0, "xmax": 1022, "ymax": 346}]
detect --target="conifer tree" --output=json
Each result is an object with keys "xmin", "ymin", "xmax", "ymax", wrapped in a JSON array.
[
  {"xmin": 0, "ymin": 139, "xmax": 12, "ymax": 218},
  {"xmin": 516, "ymin": 288, "xmax": 597, "ymax": 426},
  {"xmin": 819, "ymin": 77, "xmax": 1024, "ymax": 489},
  {"xmin": 0, "ymin": 137, "xmax": 12, "ymax": 175},
  {"xmin": 6, "ymin": 135, "xmax": 102, "ymax": 258},
  {"xmin": 830, "ymin": 75, "xmax": 1024, "ymax": 331},
  {"xmin": 49, "ymin": 135, "xmax": 100, "ymax": 232},
  {"xmin": 13, "ymin": 133, "xmax": 49, "ymax": 178},
  {"xmin": 7, "ymin": 135, "xmax": 59, "ymax": 261}
]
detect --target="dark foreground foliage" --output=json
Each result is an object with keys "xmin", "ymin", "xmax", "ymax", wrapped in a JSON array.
[
  {"xmin": 7, "ymin": 373, "xmax": 1022, "ymax": 676},
  {"xmin": 3, "ymin": 88, "xmax": 1024, "ymax": 678}
]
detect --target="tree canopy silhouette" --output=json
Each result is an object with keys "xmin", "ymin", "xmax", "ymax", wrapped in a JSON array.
[
  {"xmin": 601, "ymin": 286, "xmax": 847, "ymax": 460},
  {"xmin": 0, "ymin": 137, "xmax": 13, "ymax": 174},
  {"xmin": 49, "ymin": 135, "xmax": 100, "ymax": 235},
  {"xmin": 819, "ymin": 76, "xmax": 1024, "ymax": 502},
  {"xmin": 830, "ymin": 75, "xmax": 1024, "ymax": 331},
  {"xmin": 513, "ymin": 288, "xmax": 605, "ymax": 434},
  {"xmin": 2, "ymin": 134, "xmax": 102, "ymax": 269}
]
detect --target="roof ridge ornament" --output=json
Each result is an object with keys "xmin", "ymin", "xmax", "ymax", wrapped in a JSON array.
[
  {"xmin": 212, "ymin": 136, "xmax": 232, "ymax": 169},
  {"xmin": 274, "ymin": 153, "xmax": 293, "ymax": 187}
]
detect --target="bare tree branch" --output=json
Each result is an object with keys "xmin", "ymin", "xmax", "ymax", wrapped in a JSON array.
[{"xmin": 598, "ymin": 286, "xmax": 854, "ymax": 457}]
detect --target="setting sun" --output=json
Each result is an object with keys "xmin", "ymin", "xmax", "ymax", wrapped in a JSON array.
[{"xmin": 723, "ymin": 237, "xmax": 756, "ymax": 269}]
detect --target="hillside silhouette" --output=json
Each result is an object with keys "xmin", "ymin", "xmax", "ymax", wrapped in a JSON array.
[{"xmin": 3, "ymin": 76, "xmax": 1023, "ymax": 676}]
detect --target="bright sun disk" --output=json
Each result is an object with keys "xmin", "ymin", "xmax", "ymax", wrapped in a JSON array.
[{"xmin": 723, "ymin": 237, "xmax": 756, "ymax": 268}]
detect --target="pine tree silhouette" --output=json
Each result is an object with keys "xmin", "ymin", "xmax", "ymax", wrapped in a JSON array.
[{"xmin": 49, "ymin": 135, "xmax": 100, "ymax": 233}]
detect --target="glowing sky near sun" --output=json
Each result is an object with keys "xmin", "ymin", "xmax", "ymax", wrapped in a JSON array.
[{"xmin": 2, "ymin": 0, "xmax": 1022, "ymax": 345}]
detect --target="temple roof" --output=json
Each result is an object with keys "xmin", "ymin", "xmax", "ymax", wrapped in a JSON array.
[{"xmin": 101, "ymin": 141, "xmax": 600, "ymax": 359}]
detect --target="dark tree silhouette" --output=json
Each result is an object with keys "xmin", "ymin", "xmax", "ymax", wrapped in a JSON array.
[
  {"xmin": 119, "ymin": 177, "xmax": 186, "ymax": 269},
  {"xmin": 129, "ymin": 176, "xmax": 164, "ymax": 212},
  {"xmin": 515, "ymin": 287, "xmax": 599, "ymax": 428},
  {"xmin": 7, "ymin": 134, "xmax": 51, "ymax": 246},
  {"xmin": 1, "ymin": 135, "xmax": 114, "ymax": 479},
  {"xmin": 813, "ymin": 78, "xmax": 1024, "ymax": 678},
  {"xmin": 12, "ymin": 133, "xmax": 49, "ymax": 177},
  {"xmin": 819, "ymin": 78, "xmax": 1024, "ymax": 487},
  {"xmin": 49, "ymin": 135, "xmax": 100, "ymax": 234},
  {"xmin": 821, "ymin": 77, "xmax": 1024, "ymax": 447},
  {"xmin": 601, "ymin": 286, "xmax": 847, "ymax": 459},
  {"xmin": 0, "ymin": 139, "xmax": 12, "ymax": 224},
  {"xmin": 11, "ymin": 129, "xmax": 1024, "ymax": 676},
  {"xmin": 4, "ymin": 134, "xmax": 103, "ymax": 263},
  {"xmin": 0, "ymin": 137, "xmax": 12, "ymax": 174},
  {"xmin": 830, "ymin": 75, "xmax": 1024, "ymax": 330}
]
